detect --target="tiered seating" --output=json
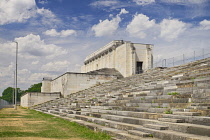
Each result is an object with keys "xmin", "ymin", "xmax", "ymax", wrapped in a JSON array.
[{"xmin": 32, "ymin": 58, "xmax": 210, "ymax": 140}]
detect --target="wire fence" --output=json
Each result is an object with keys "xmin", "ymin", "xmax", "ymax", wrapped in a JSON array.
[
  {"xmin": 0, "ymin": 99, "xmax": 13, "ymax": 109},
  {"xmin": 153, "ymin": 49, "xmax": 210, "ymax": 68}
]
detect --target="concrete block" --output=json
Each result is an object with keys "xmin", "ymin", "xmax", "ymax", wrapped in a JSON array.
[
  {"xmin": 173, "ymin": 112, "xmax": 201, "ymax": 116},
  {"xmin": 158, "ymin": 118, "xmax": 185, "ymax": 123},
  {"xmin": 143, "ymin": 124, "xmax": 168, "ymax": 130},
  {"xmin": 128, "ymin": 130, "xmax": 151, "ymax": 137}
]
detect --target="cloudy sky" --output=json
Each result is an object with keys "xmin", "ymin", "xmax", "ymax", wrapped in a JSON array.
[{"xmin": 0, "ymin": 0, "xmax": 210, "ymax": 95}]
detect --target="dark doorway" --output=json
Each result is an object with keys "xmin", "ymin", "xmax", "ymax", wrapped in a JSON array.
[{"xmin": 136, "ymin": 61, "xmax": 143, "ymax": 74}]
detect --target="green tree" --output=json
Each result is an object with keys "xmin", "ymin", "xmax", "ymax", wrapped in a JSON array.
[
  {"xmin": 25, "ymin": 83, "xmax": 42, "ymax": 92},
  {"xmin": 1, "ymin": 83, "xmax": 42, "ymax": 103},
  {"xmin": 0, "ymin": 87, "xmax": 22, "ymax": 103},
  {"xmin": 0, "ymin": 87, "xmax": 14, "ymax": 103}
]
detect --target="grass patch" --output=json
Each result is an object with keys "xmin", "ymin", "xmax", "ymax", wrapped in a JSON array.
[
  {"xmin": 164, "ymin": 110, "xmax": 173, "ymax": 114},
  {"xmin": 0, "ymin": 108, "xmax": 111, "ymax": 140},
  {"xmin": 167, "ymin": 92, "xmax": 180, "ymax": 95}
]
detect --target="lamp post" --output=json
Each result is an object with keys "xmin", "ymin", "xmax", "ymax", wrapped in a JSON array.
[
  {"xmin": 14, "ymin": 42, "xmax": 18, "ymax": 110},
  {"xmin": 13, "ymin": 71, "xmax": 15, "ymax": 105}
]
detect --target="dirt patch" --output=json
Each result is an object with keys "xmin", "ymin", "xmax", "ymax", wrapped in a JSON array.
[
  {"xmin": 0, "ymin": 137, "xmax": 84, "ymax": 140},
  {"xmin": 0, "ymin": 107, "xmax": 87, "ymax": 140}
]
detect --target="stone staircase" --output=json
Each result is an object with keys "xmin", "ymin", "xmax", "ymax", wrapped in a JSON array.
[{"xmin": 32, "ymin": 58, "xmax": 210, "ymax": 140}]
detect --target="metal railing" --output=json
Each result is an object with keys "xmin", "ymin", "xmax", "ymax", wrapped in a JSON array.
[{"xmin": 153, "ymin": 49, "xmax": 210, "ymax": 68}]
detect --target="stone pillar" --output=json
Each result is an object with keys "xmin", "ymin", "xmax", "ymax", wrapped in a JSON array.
[
  {"xmin": 146, "ymin": 45, "xmax": 153, "ymax": 69},
  {"xmin": 41, "ymin": 77, "xmax": 52, "ymax": 93},
  {"xmin": 131, "ymin": 44, "xmax": 136, "ymax": 75}
]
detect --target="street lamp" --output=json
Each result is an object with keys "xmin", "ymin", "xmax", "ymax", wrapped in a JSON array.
[
  {"xmin": 13, "ymin": 71, "xmax": 15, "ymax": 105},
  {"xmin": 14, "ymin": 41, "xmax": 18, "ymax": 110}
]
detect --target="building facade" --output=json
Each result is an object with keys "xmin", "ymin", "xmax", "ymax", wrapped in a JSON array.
[
  {"xmin": 81, "ymin": 40, "xmax": 153, "ymax": 77},
  {"xmin": 41, "ymin": 72, "xmax": 118, "ymax": 97},
  {"xmin": 21, "ymin": 92, "xmax": 61, "ymax": 108}
]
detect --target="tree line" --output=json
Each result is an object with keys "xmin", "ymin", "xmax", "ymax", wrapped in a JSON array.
[{"xmin": 0, "ymin": 83, "xmax": 42, "ymax": 103}]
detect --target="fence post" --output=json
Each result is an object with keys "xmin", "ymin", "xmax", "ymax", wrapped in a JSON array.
[
  {"xmin": 173, "ymin": 57, "xmax": 174, "ymax": 66},
  {"xmin": 183, "ymin": 54, "xmax": 185, "ymax": 64},
  {"xmin": 162, "ymin": 59, "xmax": 166, "ymax": 67},
  {"xmin": 194, "ymin": 51, "xmax": 195, "ymax": 61}
]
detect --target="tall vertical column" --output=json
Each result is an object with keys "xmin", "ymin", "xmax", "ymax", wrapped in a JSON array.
[{"xmin": 131, "ymin": 44, "xmax": 136, "ymax": 75}]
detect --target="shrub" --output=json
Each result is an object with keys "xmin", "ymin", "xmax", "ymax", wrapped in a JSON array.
[
  {"xmin": 168, "ymin": 92, "xmax": 180, "ymax": 95},
  {"xmin": 164, "ymin": 110, "xmax": 173, "ymax": 114}
]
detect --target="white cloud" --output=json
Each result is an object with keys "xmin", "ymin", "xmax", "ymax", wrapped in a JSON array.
[
  {"xmin": 119, "ymin": 8, "xmax": 129, "ymax": 15},
  {"xmin": 0, "ymin": 33, "xmax": 72, "ymax": 94},
  {"xmin": 36, "ymin": 8, "xmax": 56, "ymax": 19},
  {"xmin": 43, "ymin": 29, "xmax": 76, "ymax": 37},
  {"xmin": 36, "ymin": 8, "xmax": 61, "ymax": 26},
  {"xmin": 29, "ymin": 73, "xmax": 56, "ymax": 82},
  {"xmin": 14, "ymin": 34, "xmax": 67, "ymax": 59},
  {"xmin": 90, "ymin": 0, "xmax": 119, "ymax": 7},
  {"xmin": 32, "ymin": 61, "xmax": 39, "ymax": 65},
  {"xmin": 0, "ymin": 63, "xmax": 14, "ymax": 78},
  {"xmin": 0, "ymin": 0, "xmax": 59, "ymax": 26},
  {"xmin": 0, "ymin": 0, "xmax": 36, "ymax": 25},
  {"xmin": 126, "ymin": 14, "xmax": 156, "ymax": 38},
  {"xmin": 90, "ymin": 0, "xmax": 130, "ymax": 10},
  {"xmin": 41, "ymin": 61, "xmax": 70, "ymax": 72},
  {"xmin": 92, "ymin": 17, "xmax": 120, "ymax": 37},
  {"xmin": 18, "ymin": 69, "xmax": 31, "ymax": 75},
  {"xmin": 160, "ymin": 19, "xmax": 187, "ymax": 41},
  {"xmin": 91, "ymin": 8, "xmax": 129, "ymax": 37},
  {"xmin": 43, "ymin": 29, "xmax": 60, "ymax": 36},
  {"xmin": 92, "ymin": 16, "xmax": 121, "ymax": 37},
  {"xmin": 38, "ymin": 0, "xmax": 48, "ymax": 4},
  {"xmin": 60, "ymin": 30, "xmax": 77, "ymax": 37},
  {"xmin": 133, "ymin": 0, "xmax": 155, "ymax": 5},
  {"xmin": 126, "ymin": 14, "xmax": 188, "ymax": 41},
  {"xmin": 199, "ymin": 19, "xmax": 210, "ymax": 30},
  {"xmin": 160, "ymin": 0, "xmax": 207, "ymax": 5}
]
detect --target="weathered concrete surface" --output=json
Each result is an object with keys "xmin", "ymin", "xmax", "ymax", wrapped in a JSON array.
[
  {"xmin": 21, "ymin": 92, "xmax": 61, "ymax": 107},
  {"xmin": 81, "ymin": 40, "xmax": 153, "ymax": 77},
  {"xmin": 42, "ymin": 72, "xmax": 118, "ymax": 97}
]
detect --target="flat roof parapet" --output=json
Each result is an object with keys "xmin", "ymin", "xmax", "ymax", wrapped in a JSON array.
[
  {"xmin": 84, "ymin": 40, "xmax": 125, "ymax": 62},
  {"xmin": 43, "ymin": 77, "xmax": 52, "ymax": 81},
  {"xmin": 21, "ymin": 92, "xmax": 61, "ymax": 97}
]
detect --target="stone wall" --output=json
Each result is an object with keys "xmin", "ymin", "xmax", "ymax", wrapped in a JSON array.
[
  {"xmin": 42, "ymin": 73, "xmax": 118, "ymax": 97},
  {"xmin": 81, "ymin": 40, "xmax": 153, "ymax": 77},
  {"xmin": 21, "ymin": 92, "xmax": 61, "ymax": 108}
]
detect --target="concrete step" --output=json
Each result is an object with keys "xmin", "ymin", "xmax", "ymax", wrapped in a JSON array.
[
  {"xmin": 114, "ymin": 132, "xmax": 155, "ymax": 140},
  {"xmin": 173, "ymin": 111, "xmax": 201, "ymax": 116},
  {"xmin": 136, "ymin": 126, "xmax": 210, "ymax": 140},
  {"xmin": 158, "ymin": 118, "xmax": 185, "ymax": 123},
  {"xmin": 128, "ymin": 130, "xmax": 152, "ymax": 137},
  {"xmin": 191, "ymin": 103, "xmax": 210, "ymax": 106},
  {"xmin": 86, "ymin": 107, "xmax": 210, "ymax": 125},
  {"xmin": 187, "ymin": 106, "xmax": 210, "ymax": 110},
  {"xmin": 125, "ymin": 103, "xmax": 169, "ymax": 108},
  {"xmin": 162, "ymin": 114, "xmax": 210, "ymax": 126},
  {"xmin": 87, "ymin": 108, "xmax": 162, "ymax": 120},
  {"xmin": 94, "ymin": 113, "xmax": 210, "ymax": 136},
  {"xmin": 147, "ymin": 108, "xmax": 167, "ymax": 113},
  {"xmin": 143, "ymin": 124, "xmax": 168, "ymax": 130},
  {"xmin": 40, "ymin": 110, "xmax": 158, "ymax": 140},
  {"xmin": 69, "ymin": 112, "xmax": 210, "ymax": 138}
]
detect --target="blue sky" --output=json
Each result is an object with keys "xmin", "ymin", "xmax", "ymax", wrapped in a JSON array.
[{"xmin": 0, "ymin": 0, "xmax": 210, "ymax": 95}]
